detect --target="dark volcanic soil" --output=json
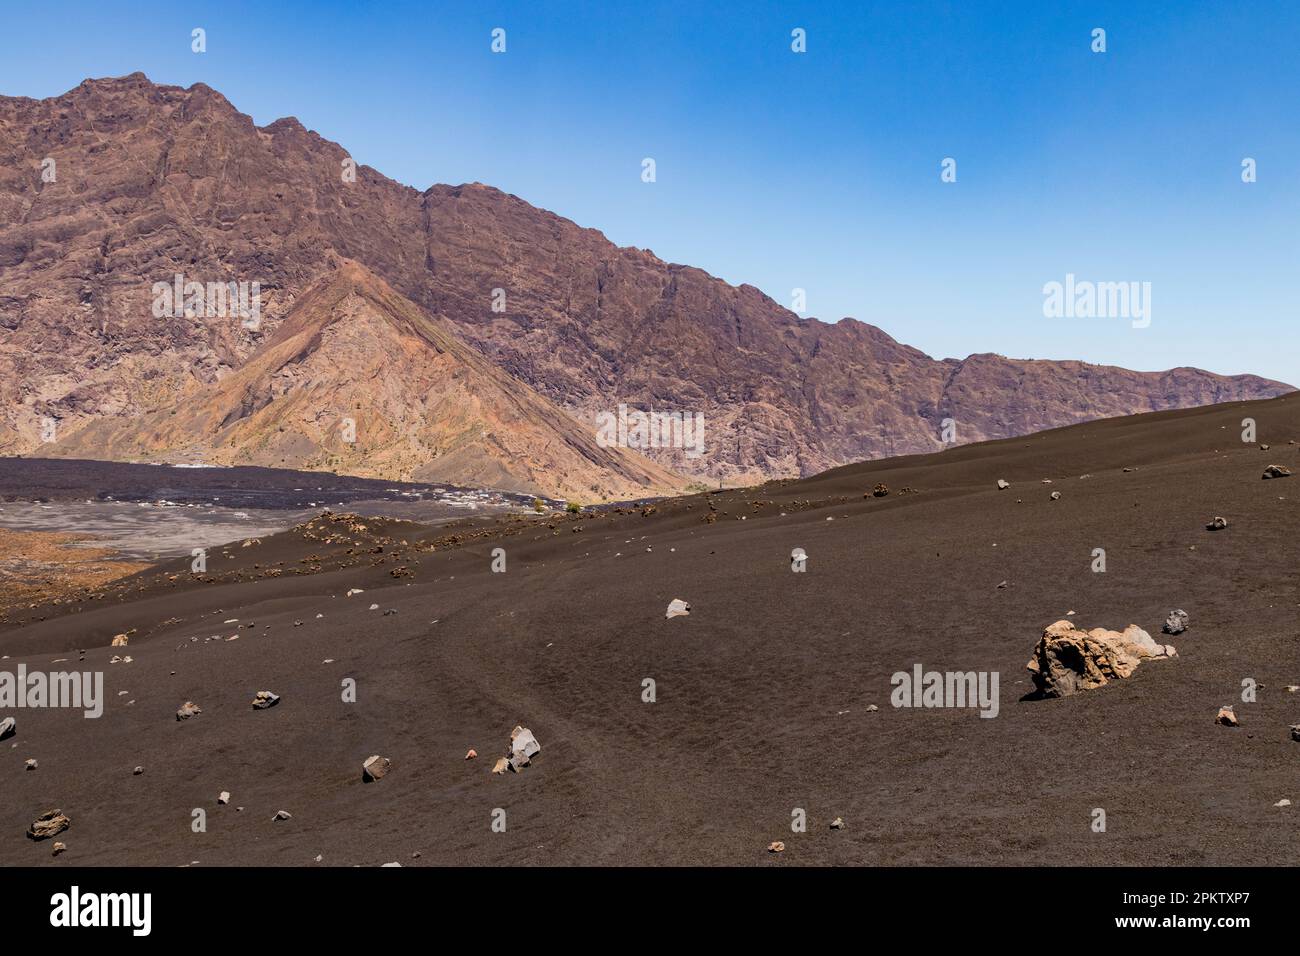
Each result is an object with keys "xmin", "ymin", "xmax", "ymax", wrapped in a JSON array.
[
  {"xmin": 1, "ymin": 396, "xmax": 1298, "ymax": 866},
  {"xmin": 0, "ymin": 457, "xmax": 537, "ymax": 509}
]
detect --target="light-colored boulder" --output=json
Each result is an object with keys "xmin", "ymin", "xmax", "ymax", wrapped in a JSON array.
[{"xmin": 1026, "ymin": 620, "xmax": 1176, "ymax": 698}]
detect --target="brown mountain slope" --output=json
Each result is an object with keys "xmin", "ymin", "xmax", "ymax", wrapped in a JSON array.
[
  {"xmin": 31, "ymin": 260, "xmax": 684, "ymax": 500},
  {"xmin": 0, "ymin": 73, "xmax": 1291, "ymax": 485}
]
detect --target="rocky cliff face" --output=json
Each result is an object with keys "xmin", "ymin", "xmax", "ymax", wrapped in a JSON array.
[
  {"xmin": 38, "ymin": 260, "xmax": 684, "ymax": 499},
  {"xmin": 0, "ymin": 73, "xmax": 1290, "ymax": 494}
]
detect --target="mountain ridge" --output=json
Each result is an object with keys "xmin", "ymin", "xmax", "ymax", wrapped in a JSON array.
[{"xmin": 0, "ymin": 72, "xmax": 1290, "ymax": 494}]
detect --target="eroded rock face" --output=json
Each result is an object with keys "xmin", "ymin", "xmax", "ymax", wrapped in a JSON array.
[
  {"xmin": 1025, "ymin": 620, "xmax": 1177, "ymax": 698},
  {"xmin": 0, "ymin": 74, "xmax": 1289, "ymax": 492}
]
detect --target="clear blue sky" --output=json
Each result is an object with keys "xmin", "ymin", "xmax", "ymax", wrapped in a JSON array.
[{"xmin": 3, "ymin": 1, "xmax": 1297, "ymax": 383}]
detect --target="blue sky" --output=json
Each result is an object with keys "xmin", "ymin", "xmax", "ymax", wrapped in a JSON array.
[{"xmin": 2, "ymin": 0, "xmax": 1297, "ymax": 383}]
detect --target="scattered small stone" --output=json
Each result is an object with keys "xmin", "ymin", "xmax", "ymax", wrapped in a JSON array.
[
  {"xmin": 1049, "ymin": 491, "xmax": 1061, "ymax": 501},
  {"xmin": 272, "ymin": 810, "xmax": 292, "ymax": 821},
  {"xmin": 1262, "ymin": 464, "xmax": 1291, "ymax": 479},
  {"xmin": 25, "ymin": 758, "xmax": 37, "ymax": 771},
  {"xmin": 368, "ymin": 603, "xmax": 379, "ymax": 610},
  {"xmin": 767, "ymin": 841, "xmax": 785, "ymax": 853},
  {"xmin": 866, "ymin": 704, "xmax": 879, "ymax": 712},
  {"xmin": 51, "ymin": 841, "xmax": 67, "ymax": 857},
  {"xmin": 0, "ymin": 717, "xmax": 14, "ymax": 740},
  {"xmin": 346, "ymin": 589, "xmax": 364, "ymax": 596},
  {"xmin": 1206, "ymin": 516, "xmax": 1228, "ymax": 531},
  {"xmin": 665, "ymin": 598, "xmax": 691, "ymax": 619},
  {"xmin": 383, "ymin": 609, "xmax": 397, "ymax": 616},
  {"xmin": 465, "ymin": 749, "xmax": 477, "ymax": 760},
  {"xmin": 997, "ymin": 479, "xmax": 1010, "ymax": 490},
  {"xmin": 362, "ymin": 755, "xmax": 392, "ymax": 782},
  {"xmin": 1275, "ymin": 799, "xmax": 1291, "ymax": 807},
  {"xmin": 132, "ymin": 766, "xmax": 143, "ymax": 775},
  {"xmin": 176, "ymin": 701, "xmax": 202, "ymax": 720},
  {"xmin": 27, "ymin": 809, "xmax": 71, "ymax": 841},
  {"xmin": 251, "ymin": 691, "xmax": 280, "ymax": 710},
  {"xmin": 111, "ymin": 634, "xmax": 128, "ymax": 647},
  {"xmin": 218, "ymin": 791, "xmax": 230, "ymax": 805},
  {"xmin": 1216, "ymin": 705, "xmax": 1239, "ymax": 727},
  {"xmin": 830, "ymin": 817, "xmax": 845, "ymax": 830},
  {"xmin": 1162, "ymin": 609, "xmax": 1189, "ymax": 635},
  {"xmin": 491, "ymin": 757, "xmax": 509, "ymax": 774},
  {"xmin": 1290, "ymin": 725, "xmax": 1300, "ymax": 743},
  {"xmin": 871, "ymin": 483, "xmax": 889, "ymax": 497}
]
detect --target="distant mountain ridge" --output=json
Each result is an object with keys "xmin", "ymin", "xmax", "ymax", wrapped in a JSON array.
[{"xmin": 0, "ymin": 73, "xmax": 1290, "ymax": 495}]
